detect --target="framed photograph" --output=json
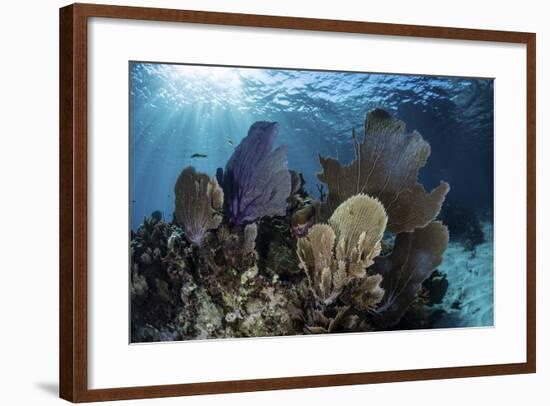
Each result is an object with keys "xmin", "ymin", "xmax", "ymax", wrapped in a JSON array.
[{"xmin": 59, "ymin": 3, "xmax": 536, "ymax": 402}]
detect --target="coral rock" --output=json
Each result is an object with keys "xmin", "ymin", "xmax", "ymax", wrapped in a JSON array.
[
  {"xmin": 243, "ymin": 223, "xmax": 258, "ymax": 255},
  {"xmin": 290, "ymin": 204, "xmax": 316, "ymax": 237}
]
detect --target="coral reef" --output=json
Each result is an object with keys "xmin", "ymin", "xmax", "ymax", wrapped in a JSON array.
[
  {"xmin": 131, "ymin": 109, "xmax": 454, "ymax": 342},
  {"xmin": 130, "ymin": 215, "xmax": 192, "ymax": 342},
  {"xmin": 221, "ymin": 121, "xmax": 291, "ymax": 225},
  {"xmin": 174, "ymin": 166, "xmax": 224, "ymax": 245},
  {"xmin": 131, "ymin": 213, "xmax": 297, "ymax": 342}
]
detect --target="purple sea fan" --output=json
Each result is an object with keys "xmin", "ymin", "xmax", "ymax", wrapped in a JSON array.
[{"xmin": 223, "ymin": 121, "xmax": 291, "ymax": 225}]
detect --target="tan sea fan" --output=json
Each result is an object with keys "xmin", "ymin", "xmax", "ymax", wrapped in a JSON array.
[
  {"xmin": 174, "ymin": 166, "xmax": 224, "ymax": 245},
  {"xmin": 296, "ymin": 194, "xmax": 388, "ymax": 306},
  {"xmin": 329, "ymin": 194, "xmax": 387, "ymax": 277},
  {"xmin": 296, "ymin": 224, "xmax": 336, "ymax": 303}
]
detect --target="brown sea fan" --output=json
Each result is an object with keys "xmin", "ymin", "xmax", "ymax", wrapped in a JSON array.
[{"xmin": 318, "ymin": 108, "xmax": 449, "ymax": 233}]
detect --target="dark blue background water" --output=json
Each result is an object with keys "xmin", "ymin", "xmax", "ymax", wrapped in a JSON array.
[{"xmin": 130, "ymin": 62, "xmax": 494, "ymax": 232}]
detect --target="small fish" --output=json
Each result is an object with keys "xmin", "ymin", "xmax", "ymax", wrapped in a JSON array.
[
  {"xmin": 227, "ymin": 139, "xmax": 234, "ymax": 146},
  {"xmin": 190, "ymin": 153, "xmax": 207, "ymax": 159}
]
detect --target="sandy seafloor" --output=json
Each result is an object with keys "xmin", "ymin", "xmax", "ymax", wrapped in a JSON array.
[{"xmin": 433, "ymin": 222, "xmax": 494, "ymax": 328}]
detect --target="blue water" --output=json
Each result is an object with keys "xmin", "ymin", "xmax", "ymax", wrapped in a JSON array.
[{"xmin": 130, "ymin": 62, "xmax": 494, "ymax": 232}]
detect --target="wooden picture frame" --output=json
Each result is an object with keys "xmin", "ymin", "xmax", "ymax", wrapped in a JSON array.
[{"xmin": 59, "ymin": 3, "xmax": 536, "ymax": 402}]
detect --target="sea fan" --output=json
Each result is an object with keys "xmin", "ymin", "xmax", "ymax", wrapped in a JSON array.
[
  {"xmin": 174, "ymin": 166, "xmax": 224, "ymax": 245},
  {"xmin": 317, "ymin": 108, "xmax": 449, "ymax": 233},
  {"xmin": 222, "ymin": 121, "xmax": 291, "ymax": 225}
]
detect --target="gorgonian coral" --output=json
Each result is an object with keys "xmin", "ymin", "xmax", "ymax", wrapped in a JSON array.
[
  {"xmin": 329, "ymin": 193, "xmax": 388, "ymax": 278},
  {"xmin": 222, "ymin": 121, "xmax": 291, "ymax": 225},
  {"xmin": 296, "ymin": 194, "xmax": 387, "ymax": 306},
  {"xmin": 373, "ymin": 221, "xmax": 449, "ymax": 327},
  {"xmin": 174, "ymin": 166, "xmax": 224, "ymax": 245},
  {"xmin": 297, "ymin": 109, "xmax": 450, "ymax": 330},
  {"xmin": 296, "ymin": 224, "xmax": 337, "ymax": 303},
  {"xmin": 318, "ymin": 108, "xmax": 449, "ymax": 233}
]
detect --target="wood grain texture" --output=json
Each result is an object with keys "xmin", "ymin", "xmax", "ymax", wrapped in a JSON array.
[
  {"xmin": 59, "ymin": 2, "xmax": 536, "ymax": 402},
  {"xmin": 525, "ymin": 34, "xmax": 536, "ymax": 372},
  {"xmin": 59, "ymin": 4, "xmax": 74, "ymax": 401}
]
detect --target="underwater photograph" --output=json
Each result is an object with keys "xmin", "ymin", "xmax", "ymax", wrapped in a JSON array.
[{"xmin": 129, "ymin": 62, "xmax": 494, "ymax": 343}]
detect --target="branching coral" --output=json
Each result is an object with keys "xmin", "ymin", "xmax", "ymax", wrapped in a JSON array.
[
  {"xmin": 222, "ymin": 121, "xmax": 291, "ymax": 225},
  {"xmin": 348, "ymin": 273, "xmax": 385, "ymax": 312},
  {"xmin": 302, "ymin": 306, "xmax": 351, "ymax": 334},
  {"xmin": 318, "ymin": 109, "xmax": 449, "ymax": 233},
  {"xmin": 296, "ymin": 224, "xmax": 338, "ymax": 303},
  {"xmin": 174, "ymin": 166, "xmax": 224, "ymax": 245},
  {"xmin": 297, "ymin": 194, "xmax": 388, "ymax": 306}
]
